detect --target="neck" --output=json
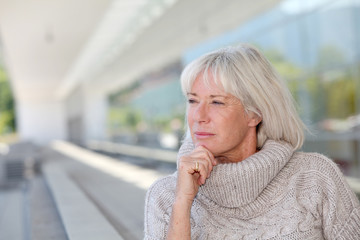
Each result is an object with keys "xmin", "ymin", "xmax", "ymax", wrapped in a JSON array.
[
  {"xmin": 216, "ymin": 129, "xmax": 258, "ymax": 163},
  {"xmin": 198, "ymin": 140, "xmax": 295, "ymax": 208}
]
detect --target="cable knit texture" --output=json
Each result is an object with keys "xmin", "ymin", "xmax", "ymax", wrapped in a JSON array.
[{"xmin": 144, "ymin": 140, "xmax": 360, "ymax": 239}]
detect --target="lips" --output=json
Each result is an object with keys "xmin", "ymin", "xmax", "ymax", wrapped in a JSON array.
[{"xmin": 194, "ymin": 131, "xmax": 215, "ymax": 139}]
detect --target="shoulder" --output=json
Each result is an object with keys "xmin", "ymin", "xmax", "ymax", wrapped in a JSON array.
[
  {"xmin": 144, "ymin": 172, "xmax": 177, "ymax": 237},
  {"xmin": 286, "ymin": 151, "xmax": 359, "ymax": 208},
  {"xmin": 145, "ymin": 172, "xmax": 177, "ymax": 211},
  {"xmin": 286, "ymin": 151, "xmax": 347, "ymax": 185},
  {"xmin": 275, "ymin": 151, "xmax": 344, "ymax": 193},
  {"xmin": 289, "ymin": 151, "xmax": 343, "ymax": 177},
  {"xmin": 281, "ymin": 152, "xmax": 360, "ymax": 238}
]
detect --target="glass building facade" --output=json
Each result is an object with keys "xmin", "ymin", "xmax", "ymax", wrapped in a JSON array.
[
  {"xmin": 109, "ymin": 0, "xmax": 360, "ymax": 178},
  {"xmin": 182, "ymin": 0, "xmax": 360, "ymax": 177}
]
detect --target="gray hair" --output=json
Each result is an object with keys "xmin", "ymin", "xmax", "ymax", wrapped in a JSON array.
[{"xmin": 180, "ymin": 44, "xmax": 305, "ymax": 150}]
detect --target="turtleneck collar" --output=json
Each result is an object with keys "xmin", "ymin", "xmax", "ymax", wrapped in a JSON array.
[{"xmin": 197, "ymin": 140, "xmax": 294, "ymax": 208}]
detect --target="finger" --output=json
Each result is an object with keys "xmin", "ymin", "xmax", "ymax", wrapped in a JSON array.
[
  {"xmin": 186, "ymin": 160, "xmax": 201, "ymax": 178},
  {"xmin": 198, "ymin": 148, "xmax": 216, "ymax": 178},
  {"xmin": 191, "ymin": 147, "xmax": 216, "ymax": 174},
  {"xmin": 187, "ymin": 160, "xmax": 208, "ymax": 175},
  {"xmin": 181, "ymin": 147, "xmax": 215, "ymax": 180},
  {"xmin": 199, "ymin": 164, "xmax": 207, "ymax": 185},
  {"xmin": 194, "ymin": 146, "xmax": 217, "ymax": 166},
  {"xmin": 204, "ymin": 148, "xmax": 217, "ymax": 167},
  {"xmin": 195, "ymin": 161, "xmax": 209, "ymax": 185}
]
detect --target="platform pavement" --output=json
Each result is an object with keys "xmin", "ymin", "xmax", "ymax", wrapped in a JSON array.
[
  {"xmin": 0, "ymin": 188, "xmax": 24, "ymax": 240},
  {"xmin": 0, "ymin": 141, "xmax": 69, "ymax": 240},
  {"xmin": 0, "ymin": 176, "xmax": 69, "ymax": 240},
  {"xmin": 0, "ymin": 141, "xmax": 175, "ymax": 240},
  {"xmin": 46, "ymin": 140, "xmax": 174, "ymax": 240}
]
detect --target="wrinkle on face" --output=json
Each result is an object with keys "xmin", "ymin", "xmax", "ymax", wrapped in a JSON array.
[{"xmin": 187, "ymin": 75, "xmax": 258, "ymax": 163}]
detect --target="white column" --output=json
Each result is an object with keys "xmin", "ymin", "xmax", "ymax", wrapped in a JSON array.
[
  {"xmin": 83, "ymin": 84, "xmax": 108, "ymax": 142},
  {"xmin": 16, "ymin": 99, "xmax": 66, "ymax": 144}
]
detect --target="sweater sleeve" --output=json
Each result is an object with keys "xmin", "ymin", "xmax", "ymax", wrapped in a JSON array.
[
  {"xmin": 144, "ymin": 139, "xmax": 193, "ymax": 239},
  {"xmin": 315, "ymin": 154, "xmax": 360, "ymax": 239},
  {"xmin": 334, "ymin": 207, "xmax": 360, "ymax": 240},
  {"xmin": 144, "ymin": 174, "xmax": 176, "ymax": 240}
]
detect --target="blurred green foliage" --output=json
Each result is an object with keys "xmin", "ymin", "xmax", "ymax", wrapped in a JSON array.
[
  {"xmin": 265, "ymin": 48, "xmax": 302, "ymax": 102},
  {"xmin": 0, "ymin": 67, "xmax": 16, "ymax": 134},
  {"xmin": 324, "ymin": 74, "xmax": 356, "ymax": 119},
  {"xmin": 108, "ymin": 107, "xmax": 142, "ymax": 133},
  {"xmin": 266, "ymin": 46, "xmax": 357, "ymax": 123},
  {"xmin": 108, "ymin": 77, "xmax": 185, "ymax": 136}
]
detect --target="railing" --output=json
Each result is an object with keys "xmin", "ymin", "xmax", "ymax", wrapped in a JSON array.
[{"xmin": 86, "ymin": 140, "xmax": 178, "ymax": 163}]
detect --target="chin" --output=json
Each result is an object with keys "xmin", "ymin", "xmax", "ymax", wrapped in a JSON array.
[{"xmin": 199, "ymin": 143, "xmax": 217, "ymax": 153}]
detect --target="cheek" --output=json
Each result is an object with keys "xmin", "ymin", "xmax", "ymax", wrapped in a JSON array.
[
  {"xmin": 217, "ymin": 113, "xmax": 246, "ymax": 134},
  {"xmin": 187, "ymin": 109, "xmax": 194, "ymax": 125},
  {"xmin": 214, "ymin": 111, "xmax": 236, "ymax": 126}
]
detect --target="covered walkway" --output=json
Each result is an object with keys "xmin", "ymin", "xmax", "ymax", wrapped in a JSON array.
[{"xmin": 0, "ymin": 141, "xmax": 175, "ymax": 240}]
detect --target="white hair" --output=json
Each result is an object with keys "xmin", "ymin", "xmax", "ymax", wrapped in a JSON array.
[{"xmin": 180, "ymin": 44, "xmax": 305, "ymax": 150}]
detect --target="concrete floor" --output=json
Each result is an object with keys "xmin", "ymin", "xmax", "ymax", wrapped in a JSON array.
[
  {"xmin": 0, "ymin": 142, "xmax": 175, "ymax": 240},
  {"xmin": 0, "ymin": 177, "xmax": 68, "ymax": 240}
]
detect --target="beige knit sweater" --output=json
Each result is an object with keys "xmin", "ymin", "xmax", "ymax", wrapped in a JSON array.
[{"xmin": 144, "ymin": 140, "xmax": 360, "ymax": 239}]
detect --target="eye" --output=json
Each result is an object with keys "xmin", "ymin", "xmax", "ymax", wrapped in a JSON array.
[
  {"xmin": 188, "ymin": 98, "xmax": 197, "ymax": 104},
  {"xmin": 212, "ymin": 100, "xmax": 224, "ymax": 105}
]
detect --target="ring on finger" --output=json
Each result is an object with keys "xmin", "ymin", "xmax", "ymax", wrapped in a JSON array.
[{"xmin": 194, "ymin": 161, "xmax": 199, "ymax": 172}]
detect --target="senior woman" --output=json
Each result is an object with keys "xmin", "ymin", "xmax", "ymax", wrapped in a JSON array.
[{"xmin": 144, "ymin": 44, "xmax": 360, "ymax": 239}]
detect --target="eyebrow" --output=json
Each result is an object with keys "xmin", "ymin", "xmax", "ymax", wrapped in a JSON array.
[{"xmin": 187, "ymin": 93, "xmax": 228, "ymax": 98}]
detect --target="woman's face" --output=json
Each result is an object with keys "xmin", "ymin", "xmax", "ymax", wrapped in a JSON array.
[{"xmin": 187, "ymin": 75, "xmax": 258, "ymax": 162}]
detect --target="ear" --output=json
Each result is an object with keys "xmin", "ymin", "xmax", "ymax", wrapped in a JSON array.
[{"xmin": 247, "ymin": 112, "xmax": 262, "ymax": 127}]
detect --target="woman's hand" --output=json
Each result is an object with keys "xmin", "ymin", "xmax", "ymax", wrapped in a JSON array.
[
  {"xmin": 167, "ymin": 146, "xmax": 217, "ymax": 239},
  {"xmin": 176, "ymin": 145, "xmax": 217, "ymax": 203}
]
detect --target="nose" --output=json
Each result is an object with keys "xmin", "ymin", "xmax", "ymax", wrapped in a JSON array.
[{"xmin": 193, "ymin": 102, "xmax": 209, "ymax": 123}]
